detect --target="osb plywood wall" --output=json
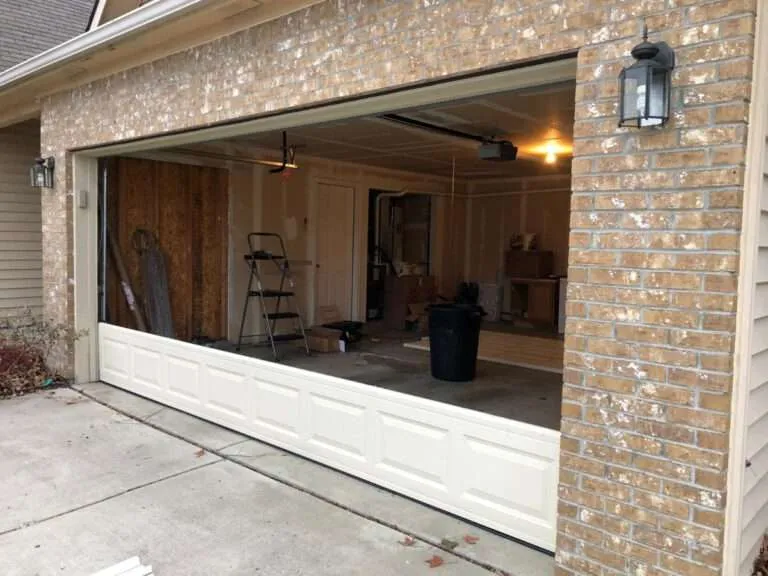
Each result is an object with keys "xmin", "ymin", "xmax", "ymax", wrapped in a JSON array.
[
  {"xmin": 107, "ymin": 157, "xmax": 229, "ymax": 341},
  {"xmin": 466, "ymin": 184, "xmax": 571, "ymax": 282}
]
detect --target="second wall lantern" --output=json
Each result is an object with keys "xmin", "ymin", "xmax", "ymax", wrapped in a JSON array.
[{"xmin": 619, "ymin": 24, "xmax": 675, "ymax": 128}]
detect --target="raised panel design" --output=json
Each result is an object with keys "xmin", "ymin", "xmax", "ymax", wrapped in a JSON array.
[
  {"xmin": 98, "ymin": 323, "xmax": 559, "ymax": 550},
  {"xmin": 461, "ymin": 436, "xmax": 553, "ymax": 520},
  {"xmin": 378, "ymin": 413, "xmax": 449, "ymax": 490},
  {"xmin": 166, "ymin": 355, "xmax": 201, "ymax": 404},
  {"xmin": 253, "ymin": 379, "xmax": 301, "ymax": 438},
  {"xmin": 206, "ymin": 365, "xmax": 248, "ymax": 421},
  {"xmin": 101, "ymin": 338, "xmax": 129, "ymax": 377},
  {"xmin": 308, "ymin": 393, "xmax": 366, "ymax": 459},
  {"xmin": 132, "ymin": 347, "xmax": 162, "ymax": 391}
]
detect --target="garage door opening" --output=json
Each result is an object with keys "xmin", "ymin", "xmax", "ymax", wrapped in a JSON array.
[{"xmin": 90, "ymin": 60, "xmax": 575, "ymax": 550}]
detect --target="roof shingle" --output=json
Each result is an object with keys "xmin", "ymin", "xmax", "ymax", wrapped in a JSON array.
[{"xmin": 0, "ymin": 0, "xmax": 96, "ymax": 72}]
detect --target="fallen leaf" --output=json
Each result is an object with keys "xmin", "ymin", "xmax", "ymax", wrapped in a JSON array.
[
  {"xmin": 195, "ymin": 448, "xmax": 205, "ymax": 458},
  {"xmin": 440, "ymin": 538, "xmax": 458, "ymax": 551},
  {"xmin": 463, "ymin": 535, "xmax": 479, "ymax": 545},
  {"xmin": 398, "ymin": 535, "xmax": 416, "ymax": 547},
  {"xmin": 426, "ymin": 555, "xmax": 444, "ymax": 568}
]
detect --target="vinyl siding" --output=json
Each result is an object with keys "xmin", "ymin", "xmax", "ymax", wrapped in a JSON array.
[
  {"xmin": 740, "ymin": 140, "xmax": 768, "ymax": 575},
  {"xmin": 0, "ymin": 121, "xmax": 42, "ymax": 317}
]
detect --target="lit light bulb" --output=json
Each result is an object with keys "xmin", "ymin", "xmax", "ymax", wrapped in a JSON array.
[{"xmin": 544, "ymin": 142, "xmax": 558, "ymax": 165}]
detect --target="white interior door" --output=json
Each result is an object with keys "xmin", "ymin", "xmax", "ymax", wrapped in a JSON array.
[{"xmin": 315, "ymin": 183, "xmax": 354, "ymax": 319}]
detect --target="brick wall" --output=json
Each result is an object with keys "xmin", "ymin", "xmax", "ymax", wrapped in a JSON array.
[{"xmin": 38, "ymin": 1, "xmax": 757, "ymax": 574}]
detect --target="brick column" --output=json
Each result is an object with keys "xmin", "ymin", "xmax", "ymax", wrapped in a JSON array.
[{"xmin": 558, "ymin": 5, "xmax": 753, "ymax": 575}]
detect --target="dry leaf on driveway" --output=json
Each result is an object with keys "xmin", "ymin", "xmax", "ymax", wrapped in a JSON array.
[
  {"xmin": 463, "ymin": 535, "xmax": 479, "ymax": 545},
  {"xmin": 194, "ymin": 448, "xmax": 205, "ymax": 458},
  {"xmin": 398, "ymin": 536, "xmax": 416, "ymax": 547},
  {"xmin": 425, "ymin": 555, "xmax": 444, "ymax": 568}
]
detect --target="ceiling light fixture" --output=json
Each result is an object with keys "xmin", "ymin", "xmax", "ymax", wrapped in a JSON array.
[{"xmin": 544, "ymin": 142, "xmax": 558, "ymax": 165}]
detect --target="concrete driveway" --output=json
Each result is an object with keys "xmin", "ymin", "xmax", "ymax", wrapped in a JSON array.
[{"xmin": 0, "ymin": 386, "xmax": 553, "ymax": 576}]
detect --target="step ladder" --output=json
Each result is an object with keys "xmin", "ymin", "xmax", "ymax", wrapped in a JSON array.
[{"xmin": 236, "ymin": 232, "xmax": 310, "ymax": 361}]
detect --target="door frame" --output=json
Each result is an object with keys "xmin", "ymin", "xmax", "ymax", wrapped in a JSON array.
[{"xmin": 70, "ymin": 57, "xmax": 577, "ymax": 384}]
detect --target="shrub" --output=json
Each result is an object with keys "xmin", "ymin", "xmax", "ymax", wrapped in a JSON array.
[{"xmin": 0, "ymin": 309, "xmax": 85, "ymax": 398}]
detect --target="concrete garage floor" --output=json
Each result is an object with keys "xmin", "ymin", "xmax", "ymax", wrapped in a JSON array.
[
  {"xmin": 0, "ymin": 384, "xmax": 554, "ymax": 576},
  {"xmin": 232, "ymin": 339, "xmax": 563, "ymax": 430}
]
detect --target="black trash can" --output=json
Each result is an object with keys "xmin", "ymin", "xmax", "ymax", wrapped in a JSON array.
[{"xmin": 428, "ymin": 303, "xmax": 483, "ymax": 382}]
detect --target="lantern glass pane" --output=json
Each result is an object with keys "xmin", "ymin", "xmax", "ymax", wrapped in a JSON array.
[{"xmin": 621, "ymin": 65, "xmax": 647, "ymax": 125}]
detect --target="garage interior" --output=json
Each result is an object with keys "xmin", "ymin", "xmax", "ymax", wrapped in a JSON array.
[{"xmin": 99, "ymin": 79, "xmax": 574, "ymax": 430}]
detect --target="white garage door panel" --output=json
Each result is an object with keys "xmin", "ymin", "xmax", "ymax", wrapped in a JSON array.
[{"xmin": 99, "ymin": 323, "xmax": 560, "ymax": 551}]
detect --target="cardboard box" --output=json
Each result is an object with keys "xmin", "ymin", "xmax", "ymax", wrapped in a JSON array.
[{"xmin": 306, "ymin": 326, "xmax": 341, "ymax": 353}]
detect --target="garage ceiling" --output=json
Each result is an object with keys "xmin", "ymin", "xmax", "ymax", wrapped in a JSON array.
[{"xmin": 186, "ymin": 80, "xmax": 576, "ymax": 180}]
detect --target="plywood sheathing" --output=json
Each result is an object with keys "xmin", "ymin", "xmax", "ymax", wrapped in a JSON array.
[{"xmin": 107, "ymin": 157, "xmax": 228, "ymax": 341}]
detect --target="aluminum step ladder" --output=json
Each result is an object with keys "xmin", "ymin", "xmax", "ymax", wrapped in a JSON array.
[{"xmin": 236, "ymin": 232, "xmax": 310, "ymax": 360}]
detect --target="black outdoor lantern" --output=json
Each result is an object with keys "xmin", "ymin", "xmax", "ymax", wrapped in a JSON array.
[
  {"xmin": 30, "ymin": 156, "xmax": 55, "ymax": 188},
  {"xmin": 619, "ymin": 24, "xmax": 675, "ymax": 128}
]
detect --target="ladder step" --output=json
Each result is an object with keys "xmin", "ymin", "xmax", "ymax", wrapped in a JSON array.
[
  {"xmin": 245, "ymin": 251, "xmax": 285, "ymax": 261},
  {"xmin": 250, "ymin": 289, "xmax": 294, "ymax": 298},
  {"xmin": 271, "ymin": 333, "xmax": 305, "ymax": 343},
  {"xmin": 265, "ymin": 312, "xmax": 299, "ymax": 320}
]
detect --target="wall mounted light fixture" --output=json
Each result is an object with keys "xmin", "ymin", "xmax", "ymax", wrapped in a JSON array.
[
  {"xmin": 619, "ymin": 24, "xmax": 675, "ymax": 128},
  {"xmin": 30, "ymin": 156, "xmax": 55, "ymax": 188}
]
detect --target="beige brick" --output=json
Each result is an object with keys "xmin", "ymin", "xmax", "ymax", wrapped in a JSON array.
[
  {"xmin": 616, "ymin": 288, "xmax": 670, "ymax": 307},
  {"xmin": 682, "ymin": 81, "xmax": 750, "ymax": 106},
  {"xmin": 569, "ymin": 231, "xmax": 592, "ymax": 248},
  {"xmin": 653, "ymin": 150, "xmax": 708, "ymax": 169},
  {"xmin": 615, "ymin": 324, "xmax": 669, "ymax": 344},
  {"xmin": 638, "ymin": 382, "xmax": 694, "ymax": 406},
  {"xmin": 645, "ymin": 272, "xmax": 702, "ymax": 290},
  {"xmin": 698, "ymin": 431, "xmax": 730, "ymax": 451},
  {"xmin": 606, "ymin": 501, "xmax": 658, "ymax": 527},
  {"xmin": 700, "ymin": 353, "xmax": 733, "ymax": 372},
  {"xmin": 558, "ymin": 486, "xmax": 604, "ymax": 510},
  {"xmin": 710, "ymin": 189, "xmax": 743, "ymax": 208},
  {"xmin": 648, "ymin": 192, "xmax": 705, "ymax": 210},
  {"xmin": 695, "ymin": 469, "xmax": 727, "ymax": 491},
  {"xmin": 589, "ymin": 268, "xmax": 641, "ymax": 287},
  {"xmin": 694, "ymin": 508, "xmax": 725, "ymax": 529},
  {"xmin": 643, "ymin": 309, "xmax": 699, "ymax": 329},
  {"xmin": 583, "ymin": 476, "xmax": 631, "ymax": 502},
  {"xmin": 582, "ymin": 544, "xmax": 627, "ymax": 572},
  {"xmin": 668, "ymin": 368, "xmax": 732, "ymax": 392},
  {"xmin": 670, "ymin": 330, "xmax": 733, "ymax": 351},
  {"xmin": 699, "ymin": 392, "xmax": 731, "ymax": 412},
  {"xmin": 634, "ymin": 491, "xmax": 691, "ymax": 520},
  {"xmin": 660, "ymin": 554, "xmax": 718, "ymax": 576},
  {"xmin": 634, "ymin": 526, "xmax": 687, "ymax": 556},
  {"xmin": 636, "ymin": 420, "xmax": 696, "ymax": 444},
  {"xmin": 571, "ymin": 250, "xmax": 618, "ymax": 265},
  {"xmin": 671, "ymin": 292, "xmax": 736, "ymax": 313},
  {"xmin": 675, "ymin": 211, "xmax": 741, "ymax": 230},
  {"xmin": 606, "ymin": 466, "xmax": 662, "ymax": 492},
  {"xmin": 667, "ymin": 406, "xmax": 729, "ymax": 432},
  {"xmin": 567, "ymin": 319, "xmax": 615, "ymax": 337},
  {"xmin": 666, "ymin": 443, "xmax": 728, "ymax": 471},
  {"xmin": 702, "ymin": 313, "xmax": 736, "ymax": 332},
  {"xmin": 715, "ymin": 101, "xmax": 749, "ymax": 123},
  {"xmin": 621, "ymin": 252, "xmax": 675, "ymax": 269},
  {"xmin": 712, "ymin": 145, "xmax": 746, "ymax": 165},
  {"xmin": 707, "ymin": 233, "xmax": 740, "ymax": 250},
  {"xmin": 634, "ymin": 455, "xmax": 692, "ymax": 481}
]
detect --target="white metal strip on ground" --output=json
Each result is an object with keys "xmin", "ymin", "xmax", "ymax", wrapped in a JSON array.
[
  {"xmin": 90, "ymin": 556, "xmax": 153, "ymax": 576},
  {"xmin": 98, "ymin": 323, "xmax": 561, "ymax": 551}
]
